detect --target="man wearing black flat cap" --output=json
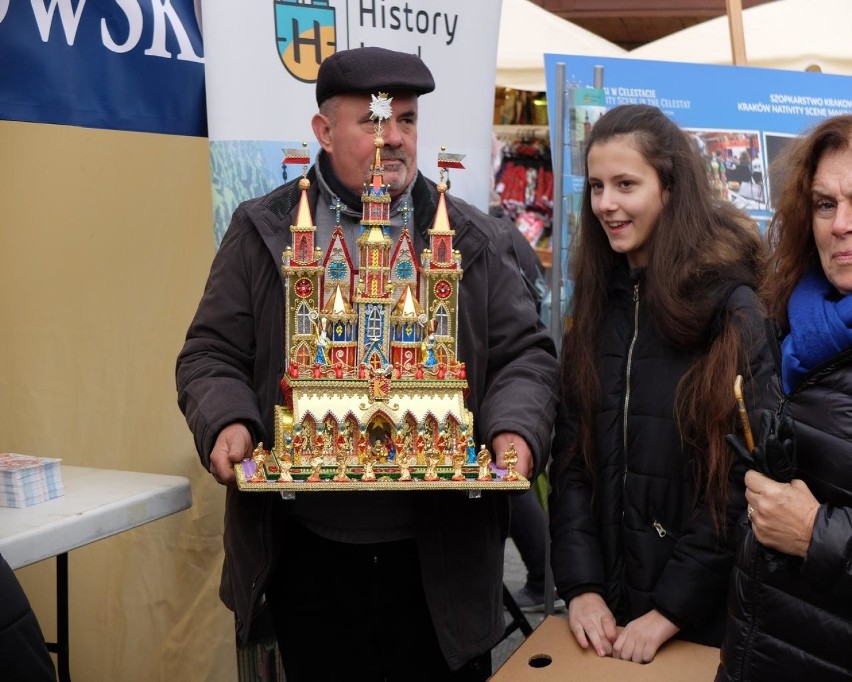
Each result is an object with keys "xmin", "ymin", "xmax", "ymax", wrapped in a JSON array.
[{"xmin": 177, "ymin": 46, "xmax": 557, "ymax": 680}]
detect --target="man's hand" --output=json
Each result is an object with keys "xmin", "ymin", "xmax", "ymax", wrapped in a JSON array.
[
  {"xmin": 567, "ymin": 592, "xmax": 618, "ymax": 657},
  {"xmin": 745, "ymin": 469, "xmax": 820, "ymax": 557},
  {"xmin": 612, "ymin": 609, "xmax": 679, "ymax": 663},
  {"xmin": 493, "ymin": 432, "xmax": 532, "ymax": 478},
  {"xmin": 209, "ymin": 423, "xmax": 253, "ymax": 486}
]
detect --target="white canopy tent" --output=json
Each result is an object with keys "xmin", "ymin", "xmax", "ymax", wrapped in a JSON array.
[
  {"xmin": 496, "ymin": 0, "xmax": 626, "ymax": 91},
  {"xmin": 630, "ymin": 0, "xmax": 852, "ymax": 76}
]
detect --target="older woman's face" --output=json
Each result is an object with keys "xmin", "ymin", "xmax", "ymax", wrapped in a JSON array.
[{"xmin": 813, "ymin": 146, "xmax": 852, "ymax": 295}]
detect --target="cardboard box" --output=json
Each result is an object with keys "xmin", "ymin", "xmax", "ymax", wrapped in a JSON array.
[{"xmin": 492, "ymin": 616, "xmax": 720, "ymax": 681}]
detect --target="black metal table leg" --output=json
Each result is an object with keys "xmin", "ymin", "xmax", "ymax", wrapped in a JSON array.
[
  {"xmin": 44, "ymin": 552, "xmax": 71, "ymax": 682},
  {"xmin": 502, "ymin": 583, "xmax": 534, "ymax": 640}
]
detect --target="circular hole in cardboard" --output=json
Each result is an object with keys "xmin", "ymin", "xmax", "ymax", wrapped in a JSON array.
[{"xmin": 528, "ymin": 654, "xmax": 553, "ymax": 668}]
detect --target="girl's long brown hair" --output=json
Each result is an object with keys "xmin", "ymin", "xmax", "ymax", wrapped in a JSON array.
[{"xmin": 560, "ymin": 104, "xmax": 765, "ymax": 528}]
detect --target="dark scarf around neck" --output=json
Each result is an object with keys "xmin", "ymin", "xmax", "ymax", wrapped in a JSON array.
[{"xmin": 318, "ymin": 150, "xmax": 362, "ymax": 212}]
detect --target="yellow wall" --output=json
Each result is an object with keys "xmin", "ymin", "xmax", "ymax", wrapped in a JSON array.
[{"xmin": 0, "ymin": 120, "xmax": 236, "ymax": 680}]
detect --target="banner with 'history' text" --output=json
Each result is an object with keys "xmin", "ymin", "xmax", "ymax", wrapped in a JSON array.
[{"xmin": 201, "ymin": 0, "xmax": 501, "ymax": 245}]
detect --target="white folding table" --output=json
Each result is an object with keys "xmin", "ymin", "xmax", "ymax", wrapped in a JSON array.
[{"xmin": 0, "ymin": 465, "xmax": 192, "ymax": 681}]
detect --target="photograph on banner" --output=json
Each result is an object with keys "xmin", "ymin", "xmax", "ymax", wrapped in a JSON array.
[
  {"xmin": 544, "ymin": 53, "xmax": 852, "ymax": 311},
  {"xmin": 201, "ymin": 0, "xmax": 500, "ymax": 247}
]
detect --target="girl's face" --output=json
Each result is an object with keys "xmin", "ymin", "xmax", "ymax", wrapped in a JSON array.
[{"xmin": 588, "ymin": 136, "xmax": 667, "ymax": 268}]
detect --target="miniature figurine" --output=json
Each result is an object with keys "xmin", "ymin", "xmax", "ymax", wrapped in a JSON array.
[
  {"xmin": 371, "ymin": 438, "xmax": 384, "ymax": 461},
  {"xmin": 447, "ymin": 421, "xmax": 459, "ymax": 455},
  {"xmin": 362, "ymin": 441, "xmax": 380, "ymax": 482},
  {"xmin": 333, "ymin": 449, "xmax": 350, "ymax": 482},
  {"xmin": 502, "ymin": 441, "xmax": 525, "ymax": 482},
  {"xmin": 421, "ymin": 327, "xmax": 437, "ymax": 368},
  {"xmin": 477, "ymin": 444, "xmax": 492, "ymax": 481},
  {"xmin": 314, "ymin": 317, "xmax": 330, "ymax": 365},
  {"xmin": 301, "ymin": 421, "xmax": 315, "ymax": 463},
  {"xmin": 400, "ymin": 421, "xmax": 414, "ymax": 459},
  {"xmin": 384, "ymin": 434, "xmax": 396, "ymax": 462},
  {"xmin": 451, "ymin": 450, "xmax": 466, "ymax": 481},
  {"xmin": 466, "ymin": 435, "xmax": 477, "ymax": 465},
  {"xmin": 394, "ymin": 424, "xmax": 405, "ymax": 459},
  {"xmin": 424, "ymin": 452, "xmax": 440, "ymax": 481},
  {"xmin": 279, "ymin": 456, "xmax": 293, "ymax": 483},
  {"xmin": 249, "ymin": 442, "xmax": 267, "ymax": 482},
  {"xmin": 292, "ymin": 428, "xmax": 303, "ymax": 462},
  {"xmin": 283, "ymin": 430, "xmax": 295, "ymax": 459},
  {"xmin": 357, "ymin": 428, "xmax": 369, "ymax": 464},
  {"xmin": 306, "ymin": 455, "xmax": 324, "ymax": 482},
  {"xmin": 435, "ymin": 428, "xmax": 447, "ymax": 460},
  {"xmin": 420, "ymin": 428, "xmax": 434, "ymax": 465},
  {"xmin": 455, "ymin": 428, "xmax": 467, "ymax": 462},
  {"xmin": 339, "ymin": 421, "xmax": 355, "ymax": 459},
  {"xmin": 322, "ymin": 416, "xmax": 336, "ymax": 457},
  {"xmin": 397, "ymin": 454, "xmax": 412, "ymax": 482}
]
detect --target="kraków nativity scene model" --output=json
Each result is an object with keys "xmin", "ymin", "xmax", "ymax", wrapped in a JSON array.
[{"xmin": 235, "ymin": 93, "xmax": 528, "ymax": 492}]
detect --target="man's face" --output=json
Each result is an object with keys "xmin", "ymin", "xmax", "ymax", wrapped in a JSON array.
[{"xmin": 312, "ymin": 91, "xmax": 419, "ymax": 198}]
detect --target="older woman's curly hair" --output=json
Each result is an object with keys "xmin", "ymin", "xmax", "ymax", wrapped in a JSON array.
[{"xmin": 764, "ymin": 115, "xmax": 852, "ymax": 332}]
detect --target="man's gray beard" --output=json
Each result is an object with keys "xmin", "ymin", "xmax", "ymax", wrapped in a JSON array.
[{"xmin": 385, "ymin": 176, "xmax": 407, "ymax": 191}]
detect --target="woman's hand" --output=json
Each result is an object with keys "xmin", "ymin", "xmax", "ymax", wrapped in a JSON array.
[
  {"xmin": 745, "ymin": 469, "xmax": 820, "ymax": 557},
  {"xmin": 612, "ymin": 609, "xmax": 679, "ymax": 663},
  {"xmin": 567, "ymin": 592, "xmax": 618, "ymax": 657}
]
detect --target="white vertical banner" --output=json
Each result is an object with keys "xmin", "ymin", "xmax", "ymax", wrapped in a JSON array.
[{"xmin": 201, "ymin": 0, "xmax": 501, "ymax": 245}]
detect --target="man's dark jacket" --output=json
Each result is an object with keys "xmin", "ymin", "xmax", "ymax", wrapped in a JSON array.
[
  {"xmin": 550, "ymin": 264, "xmax": 773, "ymax": 646},
  {"xmin": 717, "ymin": 326, "xmax": 852, "ymax": 681},
  {"xmin": 176, "ymin": 168, "xmax": 558, "ymax": 669}
]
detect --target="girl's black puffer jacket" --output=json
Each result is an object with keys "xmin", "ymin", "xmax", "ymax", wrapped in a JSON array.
[{"xmin": 551, "ymin": 264, "xmax": 773, "ymax": 647}]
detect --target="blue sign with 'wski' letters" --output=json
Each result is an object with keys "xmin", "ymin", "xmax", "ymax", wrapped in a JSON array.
[{"xmin": 0, "ymin": 0, "xmax": 206, "ymax": 136}]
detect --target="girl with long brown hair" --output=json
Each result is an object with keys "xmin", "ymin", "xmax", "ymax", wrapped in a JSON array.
[{"xmin": 549, "ymin": 104, "xmax": 772, "ymax": 662}]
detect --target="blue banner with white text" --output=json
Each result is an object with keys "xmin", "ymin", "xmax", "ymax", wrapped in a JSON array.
[
  {"xmin": 544, "ymin": 54, "xmax": 852, "ymax": 315},
  {"xmin": 0, "ymin": 0, "xmax": 206, "ymax": 136}
]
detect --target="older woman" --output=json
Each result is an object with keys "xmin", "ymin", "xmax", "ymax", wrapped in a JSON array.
[{"xmin": 717, "ymin": 115, "xmax": 852, "ymax": 681}]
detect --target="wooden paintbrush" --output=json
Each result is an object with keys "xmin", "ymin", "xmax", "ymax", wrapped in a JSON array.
[{"xmin": 734, "ymin": 374, "xmax": 755, "ymax": 451}]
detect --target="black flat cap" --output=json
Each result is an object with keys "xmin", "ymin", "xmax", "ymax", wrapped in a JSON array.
[{"xmin": 316, "ymin": 46, "xmax": 435, "ymax": 106}]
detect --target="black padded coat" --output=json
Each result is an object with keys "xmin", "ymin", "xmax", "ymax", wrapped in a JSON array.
[
  {"xmin": 550, "ymin": 263, "xmax": 773, "ymax": 646},
  {"xmin": 716, "ymin": 327, "xmax": 852, "ymax": 681}
]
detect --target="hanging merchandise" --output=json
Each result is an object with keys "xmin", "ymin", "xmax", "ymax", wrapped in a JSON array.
[{"xmin": 493, "ymin": 130, "xmax": 553, "ymax": 249}]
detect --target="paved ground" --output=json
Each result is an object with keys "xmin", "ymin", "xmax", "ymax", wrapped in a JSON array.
[{"xmin": 492, "ymin": 538, "xmax": 556, "ymax": 672}]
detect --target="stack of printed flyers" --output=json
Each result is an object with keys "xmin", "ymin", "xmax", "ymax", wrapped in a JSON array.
[{"xmin": 0, "ymin": 453, "xmax": 64, "ymax": 508}]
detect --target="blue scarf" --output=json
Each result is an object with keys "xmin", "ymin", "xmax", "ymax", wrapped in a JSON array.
[{"xmin": 781, "ymin": 266, "xmax": 852, "ymax": 393}]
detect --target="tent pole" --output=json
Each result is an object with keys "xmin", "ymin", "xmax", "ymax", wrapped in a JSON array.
[
  {"xmin": 550, "ymin": 63, "xmax": 566, "ymax": 350},
  {"xmin": 726, "ymin": 0, "xmax": 748, "ymax": 65}
]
